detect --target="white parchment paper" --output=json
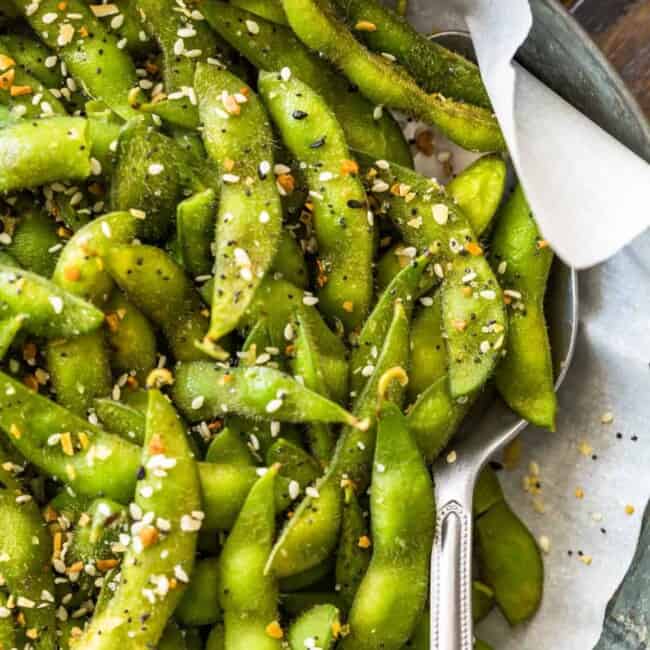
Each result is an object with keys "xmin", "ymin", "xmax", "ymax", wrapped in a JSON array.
[
  {"xmin": 412, "ymin": 0, "xmax": 650, "ymax": 269},
  {"xmin": 403, "ymin": 2, "xmax": 650, "ymax": 648}
]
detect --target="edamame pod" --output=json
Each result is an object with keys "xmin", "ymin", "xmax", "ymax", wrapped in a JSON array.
[
  {"xmin": 0, "ymin": 313, "xmax": 23, "ymax": 359},
  {"xmin": 46, "ymin": 332, "xmax": 112, "ymax": 415},
  {"xmin": 291, "ymin": 306, "xmax": 336, "ymax": 463},
  {"xmin": 446, "ymin": 155, "xmax": 507, "ymax": 236},
  {"xmin": 288, "ymin": 604, "xmax": 341, "ymax": 650},
  {"xmin": 231, "ymin": 0, "xmax": 288, "ymax": 25},
  {"xmin": 266, "ymin": 437, "xmax": 321, "ymax": 488},
  {"xmin": 267, "ymin": 301, "xmax": 409, "ymax": 577},
  {"xmin": 281, "ymin": 0, "xmax": 505, "ymax": 152},
  {"xmin": 331, "ymin": 0, "xmax": 490, "ymax": 107},
  {"xmin": 273, "ymin": 231, "xmax": 309, "ymax": 289},
  {"xmin": 0, "ymin": 30, "xmax": 64, "ymax": 88},
  {"xmin": 104, "ymin": 292, "xmax": 157, "ymax": 382},
  {"xmin": 343, "ymin": 401, "xmax": 434, "ymax": 649},
  {"xmin": 105, "ymin": 244, "xmax": 210, "ymax": 362},
  {"xmin": 219, "ymin": 465, "xmax": 283, "ymax": 650},
  {"xmin": 176, "ymin": 556, "xmax": 222, "ymax": 627},
  {"xmin": 89, "ymin": 0, "xmax": 152, "ymax": 58},
  {"xmin": 75, "ymin": 390, "xmax": 201, "ymax": 648},
  {"xmin": 491, "ymin": 184, "xmax": 556, "ymax": 429},
  {"xmin": 336, "ymin": 486, "xmax": 371, "ymax": 609},
  {"xmin": 177, "ymin": 189, "xmax": 217, "ymax": 277},
  {"xmin": 110, "ymin": 119, "xmax": 182, "ymax": 242},
  {"xmin": 279, "ymin": 557, "xmax": 335, "ymax": 592},
  {"xmin": 260, "ymin": 71, "xmax": 373, "ymax": 330},
  {"xmin": 0, "ymin": 459, "xmax": 57, "ymax": 650},
  {"xmin": 0, "ymin": 370, "xmax": 140, "ymax": 501},
  {"xmin": 206, "ymin": 624, "xmax": 225, "ymax": 650},
  {"xmin": 14, "ymin": 0, "xmax": 138, "ymax": 120},
  {"xmin": 199, "ymin": 0, "xmax": 412, "ymax": 166},
  {"xmin": 0, "ymin": 117, "xmax": 91, "ymax": 193},
  {"xmin": 205, "ymin": 426, "xmax": 255, "ymax": 466},
  {"xmin": 0, "ymin": 264, "xmax": 104, "ymax": 338},
  {"xmin": 94, "ymin": 397, "xmax": 145, "ymax": 443},
  {"xmin": 173, "ymin": 362, "xmax": 362, "ymax": 428},
  {"xmin": 195, "ymin": 64, "xmax": 282, "ymax": 342}
]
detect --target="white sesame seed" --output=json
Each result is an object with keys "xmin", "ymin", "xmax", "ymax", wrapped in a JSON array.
[
  {"xmin": 110, "ymin": 14, "xmax": 125, "ymax": 29},
  {"xmin": 432, "ymin": 204, "xmax": 449, "ymax": 225},
  {"xmin": 266, "ymin": 399, "xmax": 283, "ymax": 414},
  {"xmin": 148, "ymin": 163, "xmax": 164, "ymax": 176},
  {"xmin": 479, "ymin": 340, "xmax": 491, "ymax": 354},
  {"xmin": 42, "ymin": 12, "xmax": 58, "ymax": 24},
  {"xmin": 288, "ymin": 480, "xmax": 300, "ymax": 500},
  {"xmin": 45, "ymin": 55, "xmax": 58, "ymax": 68},
  {"xmin": 371, "ymin": 180, "xmax": 389, "ymax": 193},
  {"xmin": 283, "ymin": 323, "xmax": 294, "ymax": 341},
  {"xmin": 139, "ymin": 485, "xmax": 154, "ymax": 498},
  {"xmin": 446, "ymin": 450, "xmax": 457, "ymax": 464},
  {"xmin": 191, "ymin": 396, "xmax": 205, "ymax": 410},
  {"xmin": 319, "ymin": 171, "xmax": 334, "ymax": 182},
  {"xmin": 302, "ymin": 294, "xmax": 319, "ymax": 306},
  {"xmin": 280, "ymin": 67, "xmax": 291, "ymax": 81},
  {"xmin": 497, "ymin": 260, "xmax": 507, "ymax": 274},
  {"xmin": 222, "ymin": 173, "xmax": 240, "ymax": 183},
  {"xmin": 245, "ymin": 19, "xmax": 260, "ymax": 34},
  {"xmin": 306, "ymin": 486, "xmax": 320, "ymax": 498},
  {"xmin": 373, "ymin": 105, "xmax": 383, "ymax": 120},
  {"xmin": 173, "ymin": 38, "xmax": 185, "ymax": 55},
  {"xmin": 259, "ymin": 210, "xmax": 270, "ymax": 224},
  {"xmin": 274, "ymin": 163, "xmax": 291, "ymax": 175},
  {"xmin": 504, "ymin": 289, "xmax": 522, "ymax": 299},
  {"xmin": 0, "ymin": 233, "xmax": 11, "ymax": 246},
  {"xmin": 420, "ymin": 296, "xmax": 434, "ymax": 307},
  {"xmin": 49, "ymin": 296, "xmax": 64, "ymax": 314}
]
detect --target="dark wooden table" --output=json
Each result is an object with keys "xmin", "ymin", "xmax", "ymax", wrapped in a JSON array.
[{"xmin": 572, "ymin": 0, "xmax": 650, "ymax": 116}]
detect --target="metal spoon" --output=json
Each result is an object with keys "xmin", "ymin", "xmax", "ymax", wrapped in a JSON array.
[{"xmin": 428, "ymin": 29, "xmax": 579, "ymax": 650}]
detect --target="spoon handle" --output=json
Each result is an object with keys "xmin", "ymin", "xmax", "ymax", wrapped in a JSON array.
[{"xmin": 430, "ymin": 487, "xmax": 475, "ymax": 650}]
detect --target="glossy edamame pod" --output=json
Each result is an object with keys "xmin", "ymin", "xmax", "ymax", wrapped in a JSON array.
[
  {"xmin": 199, "ymin": 0, "xmax": 412, "ymax": 167},
  {"xmin": 219, "ymin": 465, "xmax": 283, "ymax": 650},
  {"xmin": 75, "ymin": 390, "xmax": 201, "ymax": 649},
  {"xmin": 476, "ymin": 498, "xmax": 544, "ymax": 625},
  {"xmin": 0, "ymin": 29, "xmax": 64, "ymax": 88},
  {"xmin": 195, "ymin": 64, "xmax": 283, "ymax": 343},
  {"xmin": 491, "ymin": 184, "xmax": 556, "ymax": 429},
  {"xmin": 0, "ymin": 117, "xmax": 91, "ymax": 193},
  {"xmin": 281, "ymin": 0, "xmax": 505, "ymax": 152},
  {"xmin": 105, "ymin": 244, "xmax": 210, "ymax": 362},
  {"xmin": 46, "ymin": 332, "xmax": 112, "ymax": 414},
  {"xmin": 273, "ymin": 231, "xmax": 309, "ymax": 289},
  {"xmin": 94, "ymin": 396, "xmax": 145, "ymax": 443},
  {"xmin": 472, "ymin": 580, "xmax": 496, "ymax": 622},
  {"xmin": 0, "ymin": 475, "xmax": 57, "ymax": 650},
  {"xmin": 87, "ymin": 0, "xmax": 152, "ymax": 58},
  {"xmin": 259, "ymin": 71, "xmax": 373, "ymax": 330},
  {"xmin": 3, "ymin": 204, "xmax": 61, "ymax": 276},
  {"xmin": 85, "ymin": 101, "xmax": 123, "ymax": 176},
  {"xmin": 447, "ymin": 155, "xmax": 507, "ymax": 236},
  {"xmin": 110, "ymin": 119, "xmax": 182, "ymax": 242},
  {"xmin": 206, "ymin": 624, "xmax": 225, "ymax": 650},
  {"xmin": 331, "ymin": 0, "xmax": 490, "ymax": 107},
  {"xmin": 350, "ymin": 253, "xmax": 430, "ymax": 398},
  {"xmin": 473, "ymin": 466, "xmax": 504, "ymax": 518},
  {"xmin": 336, "ymin": 486, "xmax": 371, "ymax": 609},
  {"xmin": 0, "ymin": 263, "xmax": 104, "ymax": 338},
  {"xmin": 205, "ymin": 426, "xmax": 255, "ymax": 466},
  {"xmin": 278, "ymin": 556, "xmax": 335, "ymax": 592},
  {"xmin": 176, "ymin": 556, "xmax": 222, "ymax": 626},
  {"xmin": 343, "ymin": 401, "xmax": 434, "ymax": 650},
  {"xmin": 266, "ymin": 437, "xmax": 321, "ymax": 488},
  {"xmin": 280, "ymin": 592, "xmax": 346, "ymax": 617},
  {"xmin": 288, "ymin": 604, "xmax": 341, "ymax": 650},
  {"xmin": 0, "ymin": 42, "xmax": 66, "ymax": 118},
  {"xmin": 291, "ymin": 306, "xmax": 336, "ymax": 463},
  {"xmin": 267, "ymin": 301, "xmax": 409, "ymax": 578},
  {"xmin": 14, "ymin": 0, "xmax": 138, "ymax": 120},
  {"xmin": 177, "ymin": 189, "xmax": 217, "ymax": 277},
  {"xmin": 173, "ymin": 362, "xmax": 362, "ymax": 428},
  {"xmin": 360, "ymin": 156, "xmax": 507, "ymax": 397},
  {"xmin": 0, "ymin": 370, "xmax": 141, "ymax": 501},
  {"xmin": 104, "ymin": 292, "xmax": 157, "ymax": 382}
]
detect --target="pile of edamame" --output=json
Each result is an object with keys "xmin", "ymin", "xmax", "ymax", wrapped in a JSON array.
[{"xmin": 0, "ymin": 0, "xmax": 557, "ymax": 648}]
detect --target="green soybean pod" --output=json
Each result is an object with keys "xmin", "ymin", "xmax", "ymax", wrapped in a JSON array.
[
  {"xmin": 94, "ymin": 397, "xmax": 145, "ymax": 444},
  {"xmin": 75, "ymin": 390, "xmax": 201, "ymax": 649},
  {"xmin": 0, "ymin": 370, "xmax": 141, "ymax": 501},
  {"xmin": 288, "ymin": 604, "xmax": 341, "ymax": 650},
  {"xmin": 343, "ymin": 401, "xmax": 434, "ymax": 650},
  {"xmin": 476, "ymin": 498, "xmax": 544, "ymax": 625},
  {"xmin": 331, "ymin": 0, "xmax": 490, "ymax": 107},
  {"xmin": 200, "ymin": 0, "xmax": 412, "ymax": 167},
  {"xmin": 177, "ymin": 189, "xmax": 217, "ymax": 277},
  {"xmin": 0, "ymin": 30, "xmax": 64, "ymax": 88},
  {"xmin": 219, "ymin": 465, "xmax": 283, "ymax": 650},
  {"xmin": 231, "ymin": 0, "xmax": 288, "ymax": 24},
  {"xmin": 176, "ymin": 556, "xmax": 223, "ymax": 627},
  {"xmin": 14, "ymin": 0, "xmax": 138, "ymax": 120},
  {"xmin": 0, "ymin": 474, "xmax": 57, "ymax": 650},
  {"xmin": 335, "ymin": 486, "xmax": 371, "ymax": 609},
  {"xmin": 278, "ymin": 557, "xmax": 335, "ymax": 592},
  {"xmin": 259, "ymin": 70, "xmax": 373, "ymax": 331},
  {"xmin": 281, "ymin": 0, "xmax": 505, "ymax": 152},
  {"xmin": 472, "ymin": 580, "xmax": 495, "ymax": 622},
  {"xmin": 85, "ymin": 100, "xmax": 125, "ymax": 176},
  {"xmin": 3, "ymin": 205, "xmax": 61, "ymax": 277},
  {"xmin": 291, "ymin": 306, "xmax": 336, "ymax": 463},
  {"xmin": 105, "ymin": 244, "xmax": 210, "ymax": 362},
  {"xmin": 491, "ymin": 184, "xmax": 556, "ymax": 429},
  {"xmin": 196, "ymin": 64, "xmax": 283, "ymax": 343},
  {"xmin": 447, "ymin": 155, "xmax": 507, "ymax": 236},
  {"xmin": 0, "ymin": 116, "xmax": 91, "ymax": 193},
  {"xmin": 266, "ymin": 437, "xmax": 321, "ymax": 488},
  {"xmin": 89, "ymin": 0, "xmax": 153, "ymax": 57},
  {"xmin": 46, "ymin": 333, "xmax": 112, "ymax": 415},
  {"xmin": 0, "ymin": 264, "xmax": 104, "ymax": 338},
  {"xmin": 0, "ymin": 313, "xmax": 24, "ymax": 359},
  {"xmin": 205, "ymin": 426, "xmax": 255, "ymax": 466},
  {"xmin": 110, "ymin": 118, "xmax": 182, "ymax": 242},
  {"xmin": 104, "ymin": 292, "xmax": 157, "ymax": 382},
  {"xmin": 266, "ymin": 301, "xmax": 410, "ymax": 578},
  {"xmin": 273, "ymin": 231, "xmax": 309, "ymax": 289},
  {"xmin": 172, "ymin": 362, "xmax": 362, "ymax": 429}
]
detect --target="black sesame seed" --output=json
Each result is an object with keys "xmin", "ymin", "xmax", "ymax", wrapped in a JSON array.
[{"xmin": 292, "ymin": 110, "xmax": 308, "ymax": 120}]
